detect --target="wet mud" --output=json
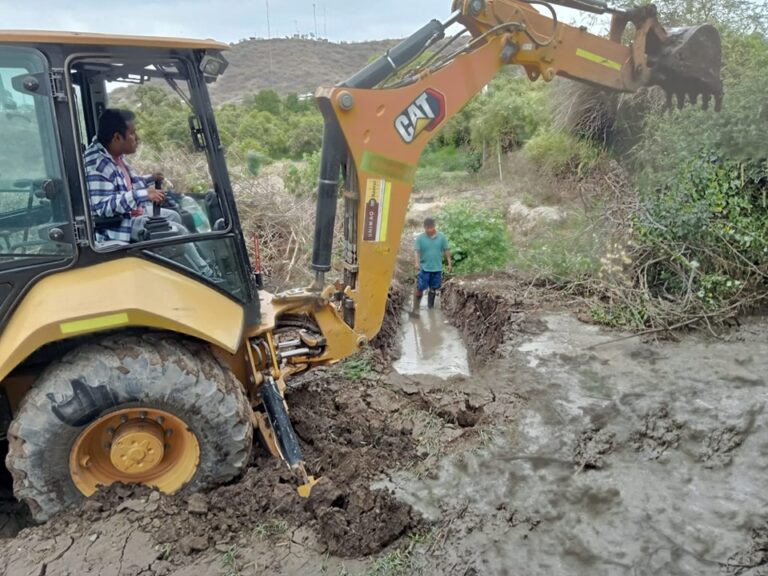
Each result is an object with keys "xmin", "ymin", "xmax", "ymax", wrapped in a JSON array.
[
  {"xmin": 384, "ymin": 312, "xmax": 768, "ymax": 576},
  {"xmin": 0, "ymin": 359, "xmax": 498, "ymax": 575}
]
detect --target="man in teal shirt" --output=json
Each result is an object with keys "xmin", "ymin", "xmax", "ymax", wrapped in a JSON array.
[{"xmin": 411, "ymin": 217, "xmax": 452, "ymax": 316}]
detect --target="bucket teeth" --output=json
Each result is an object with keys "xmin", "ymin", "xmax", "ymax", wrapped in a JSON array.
[
  {"xmin": 662, "ymin": 89, "xmax": 722, "ymax": 112},
  {"xmin": 651, "ymin": 23, "xmax": 723, "ymax": 113}
]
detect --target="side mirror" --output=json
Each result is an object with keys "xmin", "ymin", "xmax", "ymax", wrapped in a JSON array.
[{"xmin": 11, "ymin": 73, "xmax": 50, "ymax": 97}]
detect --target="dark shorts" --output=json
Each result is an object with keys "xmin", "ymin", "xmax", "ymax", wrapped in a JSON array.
[{"xmin": 417, "ymin": 270, "xmax": 442, "ymax": 293}]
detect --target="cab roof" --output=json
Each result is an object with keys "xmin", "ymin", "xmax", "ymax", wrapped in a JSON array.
[{"xmin": 0, "ymin": 30, "xmax": 228, "ymax": 51}]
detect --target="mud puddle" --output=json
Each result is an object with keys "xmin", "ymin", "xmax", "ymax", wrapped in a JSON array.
[
  {"xmin": 393, "ymin": 307, "xmax": 470, "ymax": 379},
  {"xmin": 383, "ymin": 313, "xmax": 768, "ymax": 575}
]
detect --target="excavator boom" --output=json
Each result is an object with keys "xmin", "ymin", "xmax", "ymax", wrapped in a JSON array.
[{"xmin": 297, "ymin": 0, "xmax": 722, "ymax": 362}]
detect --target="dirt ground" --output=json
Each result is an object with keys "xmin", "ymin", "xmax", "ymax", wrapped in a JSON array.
[{"xmin": 1, "ymin": 278, "xmax": 766, "ymax": 576}]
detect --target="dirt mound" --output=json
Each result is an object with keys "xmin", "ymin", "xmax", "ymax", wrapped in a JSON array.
[
  {"xmin": 724, "ymin": 523, "xmax": 768, "ymax": 575},
  {"xmin": 441, "ymin": 273, "xmax": 561, "ymax": 366},
  {"xmin": 629, "ymin": 406, "xmax": 683, "ymax": 459},
  {"xmin": 370, "ymin": 281, "xmax": 407, "ymax": 363},
  {"xmin": 573, "ymin": 426, "xmax": 615, "ymax": 470},
  {"xmin": 700, "ymin": 425, "xmax": 746, "ymax": 469}
]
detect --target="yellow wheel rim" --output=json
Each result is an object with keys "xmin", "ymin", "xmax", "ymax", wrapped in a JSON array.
[{"xmin": 69, "ymin": 408, "xmax": 200, "ymax": 497}]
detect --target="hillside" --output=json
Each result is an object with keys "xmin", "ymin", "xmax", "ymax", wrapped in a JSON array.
[{"xmin": 208, "ymin": 38, "xmax": 400, "ymax": 103}]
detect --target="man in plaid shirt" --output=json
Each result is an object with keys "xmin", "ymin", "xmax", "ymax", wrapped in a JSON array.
[
  {"xmin": 85, "ymin": 109, "xmax": 213, "ymax": 277},
  {"xmin": 84, "ymin": 109, "xmax": 179, "ymax": 243}
]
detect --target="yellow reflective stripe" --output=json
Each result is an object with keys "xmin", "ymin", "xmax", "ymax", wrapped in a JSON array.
[
  {"xmin": 576, "ymin": 48, "xmax": 622, "ymax": 71},
  {"xmin": 361, "ymin": 151, "xmax": 416, "ymax": 183},
  {"xmin": 60, "ymin": 313, "xmax": 130, "ymax": 335},
  {"xmin": 379, "ymin": 180, "xmax": 392, "ymax": 243}
]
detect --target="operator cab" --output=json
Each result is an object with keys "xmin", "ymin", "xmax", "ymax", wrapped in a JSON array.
[{"xmin": 0, "ymin": 34, "xmax": 259, "ymax": 331}]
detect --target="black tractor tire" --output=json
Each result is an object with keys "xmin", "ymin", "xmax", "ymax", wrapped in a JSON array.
[{"xmin": 6, "ymin": 333, "xmax": 253, "ymax": 522}]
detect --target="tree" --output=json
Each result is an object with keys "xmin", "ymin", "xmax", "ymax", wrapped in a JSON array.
[
  {"xmin": 245, "ymin": 90, "xmax": 283, "ymax": 116},
  {"xmin": 468, "ymin": 73, "xmax": 549, "ymax": 153}
]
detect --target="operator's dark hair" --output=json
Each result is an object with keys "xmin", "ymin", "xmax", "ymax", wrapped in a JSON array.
[
  {"xmin": 424, "ymin": 217, "xmax": 436, "ymax": 228},
  {"xmin": 96, "ymin": 108, "xmax": 136, "ymax": 147}
]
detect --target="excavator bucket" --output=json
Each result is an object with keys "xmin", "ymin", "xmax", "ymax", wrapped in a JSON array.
[{"xmin": 651, "ymin": 24, "xmax": 724, "ymax": 110}]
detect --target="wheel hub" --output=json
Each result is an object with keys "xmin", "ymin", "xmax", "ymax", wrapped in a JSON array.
[
  {"xmin": 69, "ymin": 407, "xmax": 200, "ymax": 497},
  {"xmin": 110, "ymin": 421, "xmax": 165, "ymax": 474}
]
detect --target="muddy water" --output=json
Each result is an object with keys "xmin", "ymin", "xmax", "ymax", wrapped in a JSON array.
[
  {"xmin": 393, "ymin": 308, "xmax": 470, "ymax": 378},
  {"xmin": 387, "ymin": 314, "xmax": 768, "ymax": 575}
]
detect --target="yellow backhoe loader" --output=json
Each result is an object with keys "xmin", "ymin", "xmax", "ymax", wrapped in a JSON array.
[{"xmin": 0, "ymin": 0, "xmax": 722, "ymax": 521}]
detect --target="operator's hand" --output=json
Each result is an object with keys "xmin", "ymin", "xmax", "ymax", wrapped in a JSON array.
[{"xmin": 147, "ymin": 188, "xmax": 166, "ymax": 204}]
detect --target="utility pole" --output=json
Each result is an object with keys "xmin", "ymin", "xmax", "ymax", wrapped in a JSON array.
[
  {"xmin": 313, "ymin": 3, "xmax": 318, "ymax": 39},
  {"xmin": 265, "ymin": 0, "xmax": 273, "ymax": 80},
  {"xmin": 265, "ymin": 0, "xmax": 271, "ymax": 39},
  {"xmin": 323, "ymin": 6, "xmax": 327, "ymax": 39}
]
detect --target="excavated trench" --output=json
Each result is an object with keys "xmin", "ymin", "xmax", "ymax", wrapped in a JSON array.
[{"xmin": 1, "ymin": 277, "xmax": 766, "ymax": 576}]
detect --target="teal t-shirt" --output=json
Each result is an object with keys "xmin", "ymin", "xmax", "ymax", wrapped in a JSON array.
[{"xmin": 416, "ymin": 232, "xmax": 449, "ymax": 272}]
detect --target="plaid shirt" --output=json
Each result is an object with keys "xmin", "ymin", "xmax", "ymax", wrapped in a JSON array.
[{"xmin": 84, "ymin": 140, "xmax": 151, "ymax": 242}]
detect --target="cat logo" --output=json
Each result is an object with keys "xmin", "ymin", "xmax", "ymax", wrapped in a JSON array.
[{"xmin": 394, "ymin": 88, "xmax": 446, "ymax": 144}]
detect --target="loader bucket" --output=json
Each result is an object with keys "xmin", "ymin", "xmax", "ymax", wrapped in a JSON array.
[{"xmin": 650, "ymin": 24, "xmax": 723, "ymax": 110}]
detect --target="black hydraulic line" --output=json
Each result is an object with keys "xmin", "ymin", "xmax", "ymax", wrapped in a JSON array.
[
  {"xmin": 311, "ymin": 98, "xmax": 345, "ymax": 277},
  {"xmin": 342, "ymin": 19, "xmax": 446, "ymax": 90},
  {"xmin": 261, "ymin": 377, "xmax": 304, "ymax": 467}
]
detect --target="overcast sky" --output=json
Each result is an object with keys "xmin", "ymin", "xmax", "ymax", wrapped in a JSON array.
[{"xmin": 0, "ymin": 0, "xmax": 593, "ymax": 43}]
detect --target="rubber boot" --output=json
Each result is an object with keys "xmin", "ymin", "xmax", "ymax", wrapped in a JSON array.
[
  {"xmin": 427, "ymin": 290, "xmax": 437, "ymax": 309},
  {"xmin": 409, "ymin": 292, "xmax": 423, "ymax": 318}
]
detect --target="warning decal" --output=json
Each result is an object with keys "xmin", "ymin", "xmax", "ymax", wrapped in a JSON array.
[{"xmin": 363, "ymin": 178, "xmax": 392, "ymax": 243}]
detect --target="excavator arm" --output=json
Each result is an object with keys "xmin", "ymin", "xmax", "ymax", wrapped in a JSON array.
[{"xmin": 290, "ymin": 0, "xmax": 722, "ymax": 358}]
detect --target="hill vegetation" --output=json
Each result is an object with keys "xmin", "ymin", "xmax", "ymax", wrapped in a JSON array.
[{"xmin": 209, "ymin": 38, "xmax": 400, "ymax": 102}]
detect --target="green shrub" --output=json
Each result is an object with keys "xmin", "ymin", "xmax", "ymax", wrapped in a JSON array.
[
  {"xmin": 286, "ymin": 113, "xmax": 324, "ymax": 159},
  {"xmin": 419, "ymin": 144, "xmax": 482, "ymax": 174},
  {"xmin": 524, "ymin": 129, "xmax": 600, "ymax": 176},
  {"xmin": 439, "ymin": 201, "xmax": 511, "ymax": 274},
  {"xmin": 634, "ymin": 153, "xmax": 767, "ymax": 310},
  {"xmin": 284, "ymin": 150, "xmax": 321, "ymax": 197},
  {"xmin": 511, "ymin": 213, "xmax": 602, "ymax": 283},
  {"xmin": 246, "ymin": 150, "xmax": 267, "ymax": 177},
  {"xmin": 469, "ymin": 74, "xmax": 549, "ymax": 152},
  {"xmin": 412, "ymin": 144, "xmax": 482, "ymax": 191}
]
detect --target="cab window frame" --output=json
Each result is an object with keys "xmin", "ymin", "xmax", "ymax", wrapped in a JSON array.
[
  {"xmin": 0, "ymin": 44, "xmax": 75, "ymax": 266},
  {"xmin": 64, "ymin": 51, "xmax": 235, "ymax": 255}
]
